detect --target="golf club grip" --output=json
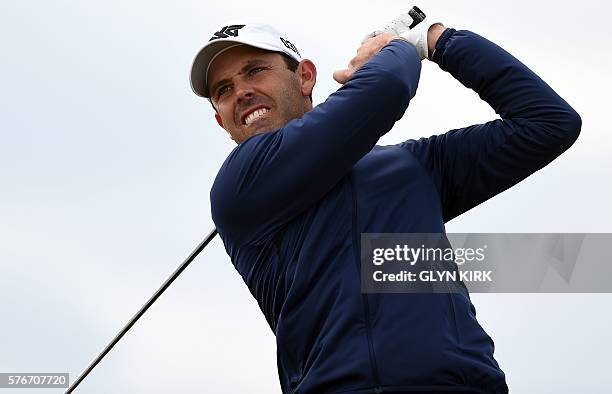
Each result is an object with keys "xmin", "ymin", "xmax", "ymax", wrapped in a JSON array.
[{"xmin": 409, "ymin": 6, "xmax": 426, "ymax": 29}]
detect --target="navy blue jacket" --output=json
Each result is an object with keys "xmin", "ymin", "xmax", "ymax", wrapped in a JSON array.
[{"xmin": 210, "ymin": 29, "xmax": 581, "ymax": 393}]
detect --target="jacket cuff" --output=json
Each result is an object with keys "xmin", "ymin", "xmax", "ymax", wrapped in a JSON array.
[{"xmin": 431, "ymin": 27, "xmax": 457, "ymax": 63}]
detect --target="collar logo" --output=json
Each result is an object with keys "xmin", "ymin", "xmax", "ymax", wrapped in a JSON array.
[{"xmin": 209, "ymin": 24, "xmax": 245, "ymax": 41}]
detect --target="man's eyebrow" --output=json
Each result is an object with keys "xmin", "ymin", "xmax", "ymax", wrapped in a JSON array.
[{"xmin": 209, "ymin": 59, "xmax": 269, "ymax": 96}]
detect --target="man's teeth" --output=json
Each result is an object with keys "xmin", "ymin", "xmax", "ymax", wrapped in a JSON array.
[{"xmin": 244, "ymin": 108, "xmax": 269, "ymax": 125}]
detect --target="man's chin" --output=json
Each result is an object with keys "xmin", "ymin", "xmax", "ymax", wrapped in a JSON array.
[{"xmin": 245, "ymin": 120, "xmax": 280, "ymax": 136}]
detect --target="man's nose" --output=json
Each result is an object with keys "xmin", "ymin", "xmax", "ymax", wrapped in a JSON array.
[{"xmin": 235, "ymin": 82, "xmax": 255, "ymax": 102}]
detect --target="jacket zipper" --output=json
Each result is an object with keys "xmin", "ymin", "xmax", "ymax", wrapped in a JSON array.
[{"xmin": 348, "ymin": 174, "xmax": 382, "ymax": 392}]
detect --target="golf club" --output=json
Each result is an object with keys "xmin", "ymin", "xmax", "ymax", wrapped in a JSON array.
[{"xmin": 65, "ymin": 228, "xmax": 218, "ymax": 393}]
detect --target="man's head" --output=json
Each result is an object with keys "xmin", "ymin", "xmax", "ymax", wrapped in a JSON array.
[{"xmin": 190, "ymin": 21, "xmax": 317, "ymax": 143}]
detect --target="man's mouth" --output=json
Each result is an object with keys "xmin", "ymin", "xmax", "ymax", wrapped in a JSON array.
[{"xmin": 242, "ymin": 107, "xmax": 270, "ymax": 126}]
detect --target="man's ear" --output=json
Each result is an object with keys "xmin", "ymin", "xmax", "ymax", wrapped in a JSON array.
[
  {"xmin": 297, "ymin": 59, "xmax": 317, "ymax": 98},
  {"xmin": 215, "ymin": 112, "xmax": 225, "ymax": 129}
]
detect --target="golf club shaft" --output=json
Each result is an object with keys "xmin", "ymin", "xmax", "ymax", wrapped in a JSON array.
[{"xmin": 65, "ymin": 228, "xmax": 219, "ymax": 393}]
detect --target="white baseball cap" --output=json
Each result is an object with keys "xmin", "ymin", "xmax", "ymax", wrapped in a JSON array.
[{"xmin": 190, "ymin": 20, "xmax": 302, "ymax": 98}]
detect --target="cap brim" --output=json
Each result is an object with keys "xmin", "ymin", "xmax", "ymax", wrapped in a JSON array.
[{"xmin": 190, "ymin": 40, "xmax": 243, "ymax": 98}]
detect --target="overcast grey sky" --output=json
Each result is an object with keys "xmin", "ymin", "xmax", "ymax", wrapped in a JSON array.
[{"xmin": 1, "ymin": 0, "xmax": 611, "ymax": 393}]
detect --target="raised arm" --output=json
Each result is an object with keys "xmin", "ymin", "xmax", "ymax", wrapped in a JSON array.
[
  {"xmin": 400, "ymin": 28, "xmax": 581, "ymax": 222},
  {"xmin": 212, "ymin": 38, "xmax": 422, "ymax": 245}
]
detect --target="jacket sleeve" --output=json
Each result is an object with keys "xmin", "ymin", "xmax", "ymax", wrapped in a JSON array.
[
  {"xmin": 399, "ymin": 29, "xmax": 582, "ymax": 222},
  {"xmin": 211, "ymin": 39, "xmax": 422, "ymax": 246}
]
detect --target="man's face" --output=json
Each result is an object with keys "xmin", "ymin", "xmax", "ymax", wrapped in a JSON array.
[{"xmin": 207, "ymin": 45, "xmax": 314, "ymax": 144}]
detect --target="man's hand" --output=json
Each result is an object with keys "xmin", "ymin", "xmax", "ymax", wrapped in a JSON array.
[
  {"xmin": 361, "ymin": 6, "xmax": 445, "ymax": 60},
  {"xmin": 333, "ymin": 32, "xmax": 399, "ymax": 84}
]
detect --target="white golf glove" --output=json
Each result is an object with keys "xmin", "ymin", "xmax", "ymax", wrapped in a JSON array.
[{"xmin": 362, "ymin": 6, "xmax": 442, "ymax": 60}]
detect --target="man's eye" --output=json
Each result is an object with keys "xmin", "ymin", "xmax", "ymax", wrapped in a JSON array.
[
  {"xmin": 248, "ymin": 67, "xmax": 265, "ymax": 76},
  {"xmin": 217, "ymin": 85, "xmax": 231, "ymax": 97}
]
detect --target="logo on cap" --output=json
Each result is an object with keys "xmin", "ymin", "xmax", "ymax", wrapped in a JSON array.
[
  {"xmin": 279, "ymin": 37, "xmax": 300, "ymax": 57},
  {"xmin": 209, "ymin": 25, "xmax": 246, "ymax": 41}
]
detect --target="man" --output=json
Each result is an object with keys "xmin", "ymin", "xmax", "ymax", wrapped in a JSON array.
[{"xmin": 190, "ymin": 9, "xmax": 580, "ymax": 394}]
